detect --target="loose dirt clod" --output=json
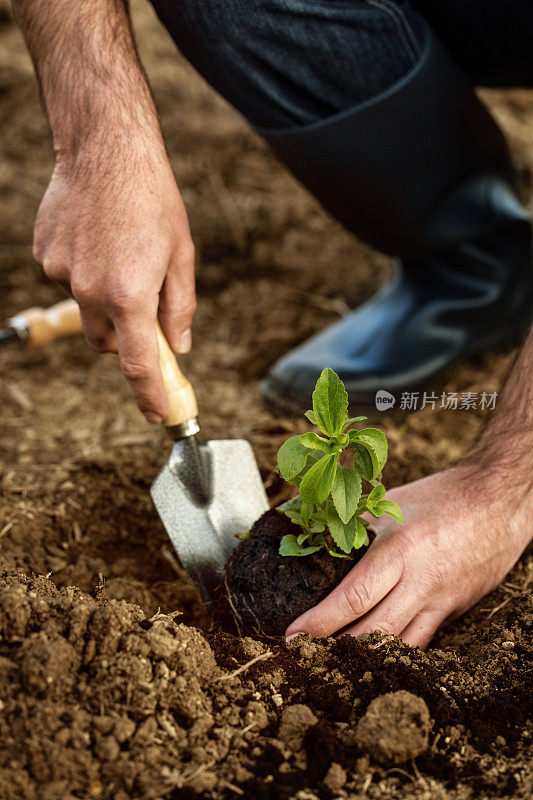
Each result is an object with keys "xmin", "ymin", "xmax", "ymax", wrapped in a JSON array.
[
  {"xmin": 323, "ymin": 762, "xmax": 347, "ymax": 792},
  {"xmin": 355, "ymin": 690, "xmax": 431, "ymax": 765},
  {"xmin": 278, "ymin": 704, "xmax": 319, "ymax": 751}
]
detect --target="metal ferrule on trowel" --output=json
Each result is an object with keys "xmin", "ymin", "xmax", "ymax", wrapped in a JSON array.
[{"xmin": 150, "ymin": 325, "xmax": 268, "ymax": 604}]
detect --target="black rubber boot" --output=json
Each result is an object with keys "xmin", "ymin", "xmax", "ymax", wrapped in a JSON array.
[{"xmin": 260, "ymin": 29, "xmax": 533, "ymax": 414}]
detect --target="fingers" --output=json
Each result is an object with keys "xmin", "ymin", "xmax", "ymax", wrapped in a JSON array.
[
  {"xmin": 285, "ymin": 531, "xmax": 406, "ymax": 639},
  {"xmin": 341, "ymin": 585, "xmax": 420, "ymax": 639},
  {"xmin": 112, "ymin": 300, "xmax": 168, "ymax": 424},
  {"xmin": 158, "ymin": 240, "xmax": 196, "ymax": 355},
  {"xmin": 400, "ymin": 609, "xmax": 450, "ymax": 649},
  {"xmin": 79, "ymin": 306, "xmax": 117, "ymax": 353}
]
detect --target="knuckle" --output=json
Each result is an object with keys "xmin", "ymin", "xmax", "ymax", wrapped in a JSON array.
[
  {"xmin": 341, "ymin": 580, "xmax": 371, "ymax": 619},
  {"xmin": 394, "ymin": 529, "xmax": 417, "ymax": 570},
  {"xmin": 311, "ymin": 612, "xmax": 335, "ymax": 639},
  {"xmin": 425, "ymin": 563, "xmax": 446, "ymax": 593},
  {"xmin": 105, "ymin": 283, "xmax": 143, "ymax": 314},
  {"xmin": 41, "ymin": 256, "xmax": 63, "ymax": 282},
  {"xmin": 178, "ymin": 296, "xmax": 197, "ymax": 317},
  {"xmin": 370, "ymin": 622, "xmax": 396, "ymax": 637},
  {"xmin": 120, "ymin": 358, "xmax": 151, "ymax": 383},
  {"xmin": 161, "ymin": 295, "xmax": 197, "ymax": 320},
  {"xmin": 71, "ymin": 281, "xmax": 97, "ymax": 307}
]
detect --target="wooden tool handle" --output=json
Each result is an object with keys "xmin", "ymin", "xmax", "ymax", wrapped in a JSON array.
[
  {"xmin": 10, "ymin": 298, "xmax": 82, "ymax": 346},
  {"xmin": 156, "ymin": 323, "xmax": 198, "ymax": 428}
]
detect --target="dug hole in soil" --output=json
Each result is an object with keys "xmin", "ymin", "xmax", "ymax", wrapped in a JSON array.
[{"xmin": 1, "ymin": 2, "xmax": 532, "ymax": 798}]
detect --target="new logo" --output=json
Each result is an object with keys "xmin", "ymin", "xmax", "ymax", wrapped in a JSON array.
[{"xmin": 375, "ymin": 390, "xmax": 396, "ymax": 411}]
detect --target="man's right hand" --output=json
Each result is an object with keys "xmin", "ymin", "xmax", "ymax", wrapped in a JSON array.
[
  {"xmin": 33, "ymin": 138, "xmax": 196, "ymax": 424},
  {"xmin": 13, "ymin": 0, "xmax": 197, "ymax": 423}
]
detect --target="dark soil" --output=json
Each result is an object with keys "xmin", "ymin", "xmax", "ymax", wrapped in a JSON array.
[
  {"xmin": 1, "ymin": 1, "xmax": 532, "ymax": 798},
  {"xmin": 225, "ymin": 508, "xmax": 355, "ymax": 636}
]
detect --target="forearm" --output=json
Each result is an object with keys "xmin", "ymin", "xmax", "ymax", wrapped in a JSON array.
[
  {"xmin": 12, "ymin": 1, "xmax": 197, "ymax": 420},
  {"xmin": 12, "ymin": 0, "xmax": 164, "ymax": 165},
  {"xmin": 462, "ymin": 325, "xmax": 533, "ymax": 536},
  {"xmin": 470, "ymin": 326, "xmax": 533, "ymax": 456}
]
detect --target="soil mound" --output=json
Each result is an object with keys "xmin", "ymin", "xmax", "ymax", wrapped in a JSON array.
[{"xmin": 1, "ymin": 565, "xmax": 531, "ymax": 799}]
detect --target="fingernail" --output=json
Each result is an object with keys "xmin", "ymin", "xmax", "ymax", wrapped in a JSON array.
[
  {"xmin": 145, "ymin": 411, "xmax": 164, "ymax": 424},
  {"xmin": 176, "ymin": 328, "xmax": 192, "ymax": 354},
  {"xmin": 285, "ymin": 631, "xmax": 304, "ymax": 643}
]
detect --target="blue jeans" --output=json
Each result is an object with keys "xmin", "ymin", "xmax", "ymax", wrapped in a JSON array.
[{"xmin": 149, "ymin": 0, "xmax": 533, "ymax": 129}]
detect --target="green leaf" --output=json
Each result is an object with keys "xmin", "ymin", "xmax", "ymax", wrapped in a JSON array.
[
  {"xmin": 326, "ymin": 504, "xmax": 358, "ymax": 554},
  {"xmin": 352, "ymin": 442, "xmax": 380, "ymax": 482},
  {"xmin": 313, "ymin": 507, "xmax": 327, "ymax": 524},
  {"xmin": 331, "ymin": 467, "xmax": 362, "ymax": 524},
  {"xmin": 277, "ymin": 496, "xmax": 302, "ymax": 515},
  {"xmin": 300, "ymin": 501, "xmax": 312, "ymax": 526},
  {"xmin": 367, "ymin": 483, "xmax": 386, "ymax": 506},
  {"xmin": 353, "ymin": 517, "xmax": 370, "ymax": 549},
  {"xmin": 297, "ymin": 532, "xmax": 311, "ymax": 546},
  {"xmin": 291, "ymin": 449, "xmax": 325, "ymax": 486},
  {"xmin": 350, "ymin": 428, "xmax": 388, "ymax": 471},
  {"xmin": 299, "ymin": 432, "xmax": 331, "ymax": 451},
  {"xmin": 373, "ymin": 500, "xmax": 403, "ymax": 524},
  {"xmin": 277, "ymin": 436, "xmax": 310, "ymax": 481},
  {"xmin": 236, "ymin": 531, "xmax": 250, "ymax": 540},
  {"xmin": 279, "ymin": 535, "xmax": 323, "ymax": 557},
  {"xmin": 299, "ymin": 453, "xmax": 338, "ymax": 505},
  {"xmin": 312, "ymin": 368, "xmax": 349, "ymax": 438},
  {"xmin": 343, "ymin": 415, "xmax": 367, "ymax": 430},
  {"xmin": 304, "ymin": 410, "xmax": 317, "ymax": 425},
  {"xmin": 284, "ymin": 510, "xmax": 304, "ymax": 525}
]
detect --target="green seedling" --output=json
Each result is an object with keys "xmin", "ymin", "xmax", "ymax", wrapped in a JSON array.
[{"xmin": 276, "ymin": 368, "xmax": 402, "ymax": 559}]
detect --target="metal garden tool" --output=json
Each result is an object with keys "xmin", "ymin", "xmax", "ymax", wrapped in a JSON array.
[
  {"xmin": 151, "ymin": 325, "xmax": 269, "ymax": 601},
  {"xmin": 0, "ymin": 298, "xmax": 81, "ymax": 347},
  {"xmin": 1, "ymin": 296, "xmax": 267, "ymax": 599}
]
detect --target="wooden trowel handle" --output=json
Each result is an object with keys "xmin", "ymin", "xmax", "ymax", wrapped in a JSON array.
[
  {"xmin": 9, "ymin": 298, "xmax": 82, "ymax": 346},
  {"xmin": 156, "ymin": 323, "xmax": 199, "ymax": 431}
]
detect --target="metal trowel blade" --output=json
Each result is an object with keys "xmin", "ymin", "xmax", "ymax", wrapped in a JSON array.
[{"xmin": 150, "ymin": 437, "xmax": 268, "ymax": 600}]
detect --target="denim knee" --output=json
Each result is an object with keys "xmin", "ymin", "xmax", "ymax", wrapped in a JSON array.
[{"xmin": 149, "ymin": 0, "xmax": 426, "ymax": 127}]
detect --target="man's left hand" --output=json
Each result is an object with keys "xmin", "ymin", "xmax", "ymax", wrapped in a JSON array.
[{"xmin": 285, "ymin": 462, "xmax": 530, "ymax": 648}]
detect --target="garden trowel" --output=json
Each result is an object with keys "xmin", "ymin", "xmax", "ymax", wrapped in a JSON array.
[
  {"xmin": 151, "ymin": 325, "xmax": 268, "ymax": 601},
  {"xmin": 1, "ymin": 297, "xmax": 267, "ymax": 600}
]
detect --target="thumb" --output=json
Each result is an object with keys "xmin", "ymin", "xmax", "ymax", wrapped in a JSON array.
[{"xmin": 158, "ymin": 241, "xmax": 196, "ymax": 354}]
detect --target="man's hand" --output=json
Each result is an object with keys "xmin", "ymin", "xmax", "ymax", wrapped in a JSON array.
[
  {"xmin": 34, "ymin": 144, "xmax": 195, "ymax": 422},
  {"xmin": 286, "ymin": 463, "xmax": 530, "ymax": 648},
  {"xmin": 14, "ymin": 0, "xmax": 195, "ymax": 422},
  {"xmin": 286, "ymin": 327, "xmax": 533, "ymax": 648}
]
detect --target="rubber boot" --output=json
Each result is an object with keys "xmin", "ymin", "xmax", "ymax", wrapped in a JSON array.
[{"xmin": 260, "ymin": 29, "xmax": 533, "ymax": 414}]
